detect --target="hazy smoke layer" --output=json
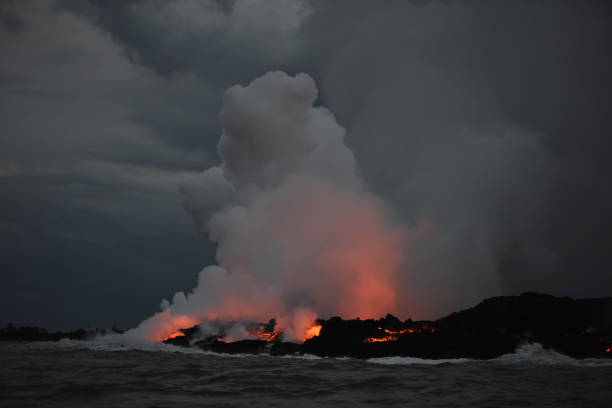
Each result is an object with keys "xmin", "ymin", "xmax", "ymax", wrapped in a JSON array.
[{"xmin": 128, "ymin": 71, "xmax": 405, "ymax": 341}]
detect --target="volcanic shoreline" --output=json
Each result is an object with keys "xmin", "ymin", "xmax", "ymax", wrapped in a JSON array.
[{"xmin": 3, "ymin": 293, "xmax": 611, "ymax": 360}]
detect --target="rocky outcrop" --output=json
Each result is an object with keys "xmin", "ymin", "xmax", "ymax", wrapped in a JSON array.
[
  {"xmin": 299, "ymin": 293, "xmax": 612, "ymax": 359},
  {"xmin": 166, "ymin": 293, "xmax": 612, "ymax": 359}
]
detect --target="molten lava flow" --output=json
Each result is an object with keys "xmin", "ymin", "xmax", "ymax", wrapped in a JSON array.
[
  {"xmin": 164, "ymin": 330, "xmax": 185, "ymax": 341},
  {"xmin": 142, "ymin": 310, "xmax": 200, "ymax": 342},
  {"xmin": 364, "ymin": 324, "xmax": 437, "ymax": 343},
  {"xmin": 253, "ymin": 327, "xmax": 278, "ymax": 342},
  {"xmin": 384, "ymin": 328, "xmax": 414, "ymax": 334},
  {"xmin": 305, "ymin": 324, "xmax": 322, "ymax": 339},
  {"xmin": 364, "ymin": 335, "xmax": 398, "ymax": 343}
]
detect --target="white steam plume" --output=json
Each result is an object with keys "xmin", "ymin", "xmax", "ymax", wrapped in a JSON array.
[{"xmin": 126, "ymin": 71, "xmax": 406, "ymax": 342}]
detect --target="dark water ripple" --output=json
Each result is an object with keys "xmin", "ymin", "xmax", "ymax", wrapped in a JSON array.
[{"xmin": 1, "ymin": 342, "xmax": 611, "ymax": 407}]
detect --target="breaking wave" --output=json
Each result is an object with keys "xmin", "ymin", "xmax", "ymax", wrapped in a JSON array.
[
  {"xmin": 4, "ymin": 341, "xmax": 611, "ymax": 407},
  {"xmin": 492, "ymin": 343, "xmax": 612, "ymax": 367},
  {"xmin": 367, "ymin": 343, "xmax": 612, "ymax": 367}
]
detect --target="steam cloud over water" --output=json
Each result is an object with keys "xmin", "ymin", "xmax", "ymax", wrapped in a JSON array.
[{"xmin": 128, "ymin": 71, "xmax": 406, "ymax": 342}]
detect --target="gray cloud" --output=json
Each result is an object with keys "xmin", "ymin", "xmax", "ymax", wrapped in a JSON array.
[
  {"xmin": 1, "ymin": 0, "xmax": 611, "ymax": 330},
  {"xmin": 303, "ymin": 0, "xmax": 612, "ymax": 314},
  {"xmin": 63, "ymin": 0, "xmax": 312, "ymax": 78},
  {"xmin": 0, "ymin": 1, "xmax": 215, "ymax": 329}
]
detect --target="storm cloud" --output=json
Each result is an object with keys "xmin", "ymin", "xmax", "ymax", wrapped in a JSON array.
[{"xmin": 1, "ymin": 0, "xmax": 611, "ymax": 330}]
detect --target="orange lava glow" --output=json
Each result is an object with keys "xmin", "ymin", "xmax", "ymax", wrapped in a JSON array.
[
  {"xmin": 136, "ymin": 182, "xmax": 413, "ymax": 343},
  {"xmin": 384, "ymin": 328, "xmax": 414, "ymax": 334},
  {"xmin": 254, "ymin": 182, "xmax": 406, "ymax": 321},
  {"xmin": 164, "ymin": 330, "xmax": 186, "ymax": 341},
  {"xmin": 364, "ymin": 335, "xmax": 398, "ymax": 343},
  {"xmin": 606, "ymin": 347, "xmax": 611, "ymax": 353},
  {"xmin": 364, "ymin": 325, "xmax": 436, "ymax": 343},
  {"xmin": 305, "ymin": 324, "xmax": 322, "ymax": 339},
  {"xmin": 144, "ymin": 310, "xmax": 200, "ymax": 342},
  {"xmin": 254, "ymin": 328, "xmax": 278, "ymax": 342}
]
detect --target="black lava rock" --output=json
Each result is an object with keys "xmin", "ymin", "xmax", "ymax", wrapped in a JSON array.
[{"xmin": 3, "ymin": 293, "xmax": 611, "ymax": 360}]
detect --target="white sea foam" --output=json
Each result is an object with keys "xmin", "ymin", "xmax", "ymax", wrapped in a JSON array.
[
  {"xmin": 365, "ymin": 343, "xmax": 612, "ymax": 366},
  {"xmin": 54, "ymin": 337, "xmax": 207, "ymax": 354},
  {"xmin": 279, "ymin": 353, "xmax": 322, "ymax": 360},
  {"xmin": 492, "ymin": 343, "xmax": 612, "ymax": 367},
  {"xmin": 48, "ymin": 337, "xmax": 318, "ymax": 360},
  {"xmin": 367, "ymin": 356, "xmax": 471, "ymax": 365}
]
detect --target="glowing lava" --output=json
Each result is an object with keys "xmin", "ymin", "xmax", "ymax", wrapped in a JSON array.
[
  {"xmin": 364, "ymin": 335, "xmax": 398, "ymax": 343},
  {"xmin": 253, "ymin": 327, "xmax": 278, "ymax": 342},
  {"xmin": 384, "ymin": 328, "xmax": 414, "ymax": 334},
  {"xmin": 305, "ymin": 324, "xmax": 322, "ymax": 339},
  {"xmin": 164, "ymin": 330, "xmax": 185, "ymax": 341},
  {"xmin": 364, "ymin": 325, "xmax": 436, "ymax": 343}
]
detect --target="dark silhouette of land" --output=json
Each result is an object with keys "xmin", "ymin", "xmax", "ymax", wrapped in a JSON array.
[{"xmin": 2, "ymin": 293, "xmax": 611, "ymax": 359}]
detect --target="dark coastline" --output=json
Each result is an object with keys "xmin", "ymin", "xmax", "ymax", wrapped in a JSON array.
[{"xmin": 3, "ymin": 292, "xmax": 611, "ymax": 360}]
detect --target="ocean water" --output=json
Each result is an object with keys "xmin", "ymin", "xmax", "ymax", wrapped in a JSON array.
[{"xmin": 1, "ymin": 341, "xmax": 611, "ymax": 407}]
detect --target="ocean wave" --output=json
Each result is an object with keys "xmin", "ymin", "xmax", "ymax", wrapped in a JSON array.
[
  {"xmin": 60, "ymin": 337, "xmax": 207, "ymax": 354},
  {"xmin": 0, "ymin": 337, "xmax": 203, "ymax": 355},
  {"xmin": 366, "ymin": 343, "xmax": 612, "ymax": 366},
  {"xmin": 5, "ymin": 339, "xmax": 611, "ymax": 367},
  {"xmin": 492, "ymin": 343, "xmax": 612, "ymax": 367},
  {"xmin": 279, "ymin": 353, "xmax": 322, "ymax": 360},
  {"xmin": 367, "ymin": 356, "xmax": 472, "ymax": 365},
  {"xmin": 26, "ymin": 338, "xmax": 323, "ymax": 361}
]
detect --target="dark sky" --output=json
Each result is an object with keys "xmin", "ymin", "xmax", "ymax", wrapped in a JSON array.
[{"xmin": 1, "ymin": 0, "xmax": 611, "ymax": 330}]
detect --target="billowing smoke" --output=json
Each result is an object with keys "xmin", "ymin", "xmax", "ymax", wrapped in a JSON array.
[{"xmin": 127, "ymin": 71, "xmax": 406, "ymax": 342}]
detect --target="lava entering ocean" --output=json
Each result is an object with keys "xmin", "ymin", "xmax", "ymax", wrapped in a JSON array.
[
  {"xmin": 165, "ymin": 330, "xmax": 185, "ymax": 340},
  {"xmin": 123, "ymin": 71, "xmax": 409, "ymax": 344},
  {"xmin": 161, "ymin": 319, "xmax": 323, "ymax": 345}
]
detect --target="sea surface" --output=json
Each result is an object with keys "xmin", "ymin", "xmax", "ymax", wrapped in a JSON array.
[{"xmin": 1, "ymin": 340, "xmax": 611, "ymax": 407}]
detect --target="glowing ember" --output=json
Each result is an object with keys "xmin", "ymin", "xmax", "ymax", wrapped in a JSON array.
[
  {"xmin": 384, "ymin": 328, "xmax": 414, "ymax": 334},
  {"xmin": 305, "ymin": 324, "xmax": 322, "ymax": 339},
  {"xmin": 254, "ymin": 327, "xmax": 278, "ymax": 342},
  {"xmin": 146, "ymin": 311, "xmax": 199, "ymax": 342},
  {"xmin": 364, "ymin": 335, "xmax": 398, "ymax": 343},
  {"xmin": 364, "ymin": 324, "xmax": 436, "ymax": 342}
]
